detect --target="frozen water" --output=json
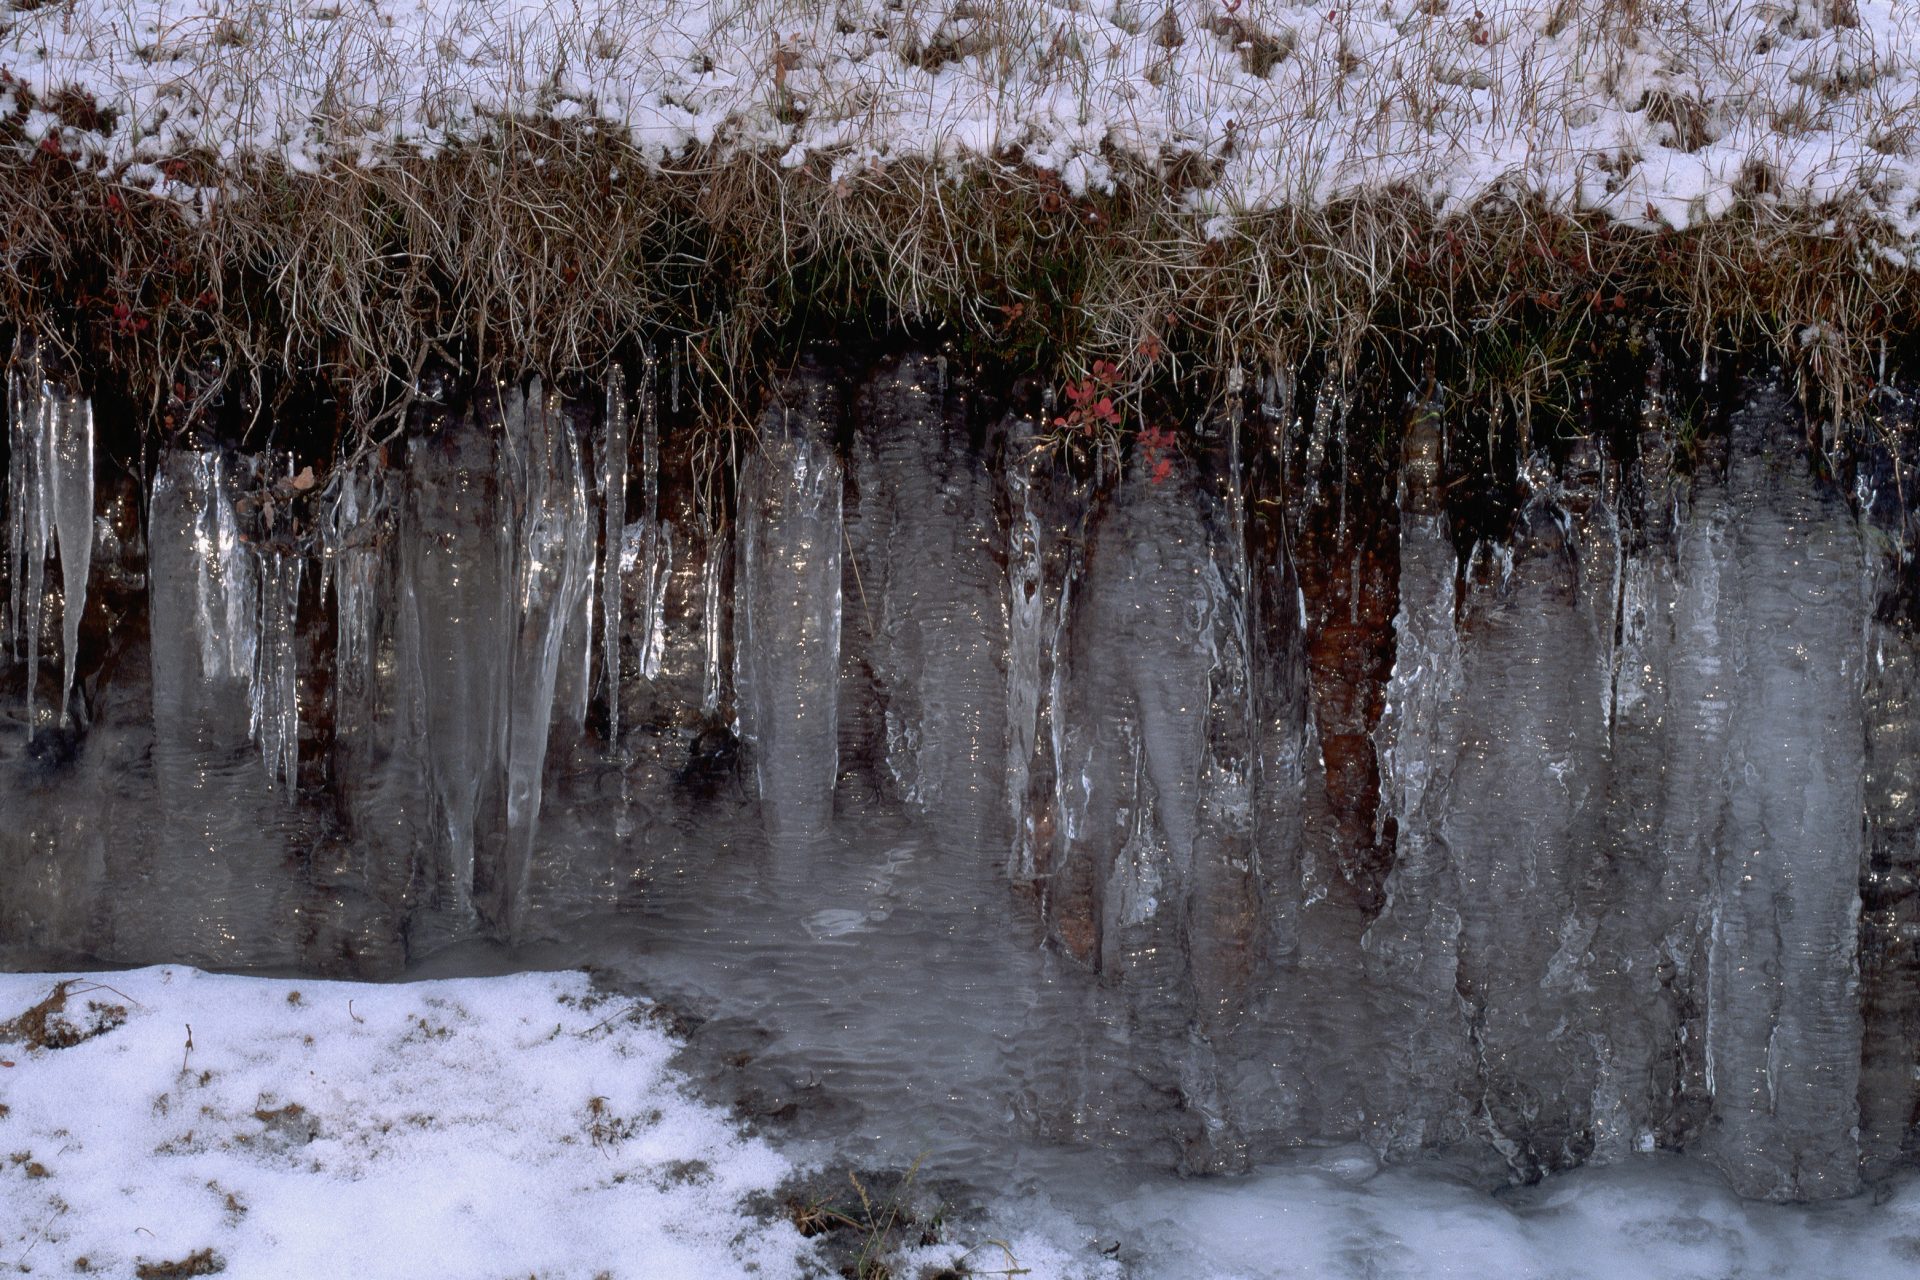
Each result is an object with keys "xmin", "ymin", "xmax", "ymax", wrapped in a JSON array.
[
  {"xmin": 497, "ymin": 381, "xmax": 596, "ymax": 935},
  {"xmin": 1701, "ymin": 389, "xmax": 1868, "ymax": 1200},
  {"xmin": 2, "ymin": 363, "xmax": 1916, "ymax": 1273},
  {"xmin": 251, "ymin": 548, "xmax": 301, "ymax": 794},
  {"xmin": 46, "ymin": 390, "xmax": 92, "ymax": 729},
  {"xmin": 4, "ymin": 341, "xmax": 92, "ymax": 735},
  {"xmin": 403, "ymin": 413, "xmax": 508, "ymax": 920},
  {"xmin": 599, "ymin": 363, "xmax": 629, "ymax": 741},
  {"xmin": 848, "ymin": 354, "xmax": 1007, "ymax": 858},
  {"xmin": 734, "ymin": 368, "xmax": 843, "ymax": 849}
]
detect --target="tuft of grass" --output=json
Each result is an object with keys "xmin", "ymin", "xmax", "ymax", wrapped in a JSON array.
[
  {"xmin": 133, "ymin": 1248, "xmax": 224, "ymax": 1279},
  {"xmin": 0, "ymin": 980, "xmax": 130, "ymax": 1051},
  {"xmin": 782, "ymin": 1158, "xmax": 974, "ymax": 1280}
]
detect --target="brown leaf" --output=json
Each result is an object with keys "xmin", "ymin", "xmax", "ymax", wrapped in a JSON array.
[{"xmin": 290, "ymin": 465, "xmax": 316, "ymax": 491}]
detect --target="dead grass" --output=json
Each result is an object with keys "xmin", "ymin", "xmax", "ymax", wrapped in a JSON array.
[
  {"xmin": 133, "ymin": 1248, "xmax": 224, "ymax": 1279},
  {"xmin": 0, "ymin": 72, "xmax": 1914, "ymax": 450},
  {"xmin": 0, "ymin": 980, "xmax": 130, "ymax": 1050}
]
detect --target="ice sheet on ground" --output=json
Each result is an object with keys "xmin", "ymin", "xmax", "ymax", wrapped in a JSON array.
[{"xmin": 1105, "ymin": 1158, "xmax": 1920, "ymax": 1279}]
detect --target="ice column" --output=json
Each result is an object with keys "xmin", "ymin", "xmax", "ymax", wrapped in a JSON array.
[
  {"xmin": 47, "ymin": 392, "xmax": 93, "ymax": 727},
  {"xmin": 6, "ymin": 341, "xmax": 93, "ymax": 733},
  {"xmin": 734, "ymin": 373, "xmax": 843, "ymax": 848},
  {"xmin": 700, "ymin": 525, "xmax": 727, "ymax": 717},
  {"xmin": 404, "ymin": 417, "xmax": 507, "ymax": 918},
  {"xmin": 636, "ymin": 352, "xmax": 666, "ymax": 681},
  {"xmin": 599, "ymin": 364, "xmax": 629, "ymax": 741},
  {"xmin": 323, "ymin": 465, "xmax": 388, "ymax": 730},
  {"xmin": 1364, "ymin": 398, "xmax": 1471, "ymax": 1154},
  {"xmin": 849, "ymin": 354, "xmax": 1008, "ymax": 856},
  {"xmin": 1703, "ymin": 387, "xmax": 1867, "ymax": 1200},
  {"xmin": 1005, "ymin": 416, "xmax": 1046, "ymax": 881},
  {"xmin": 499, "ymin": 381, "xmax": 595, "ymax": 927},
  {"xmin": 251, "ymin": 549, "xmax": 302, "ymax": 794},
  {"xmin": 5, "ymin": 344, "xmax": 49, "ymax": 725},
  {"xmin": 187, "ymin": 454, "xmax": 259, "ymax": 688}
]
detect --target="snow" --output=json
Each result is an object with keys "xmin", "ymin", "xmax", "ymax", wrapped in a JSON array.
[
  {"xmin": 0, "ymin": 967, "xmax": 812, "ymax": 1279},
  {"xmin": 2, "ymin": 1, "xmax": 1920, "ymax": 251}
]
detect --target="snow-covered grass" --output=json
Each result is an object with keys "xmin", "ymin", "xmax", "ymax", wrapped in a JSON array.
[
  {"xmin": 6, "ymin": 1, "xmax": 1918, "ymax": 237},
  {"xmin": 1, "ymin": 2, "xmax": 1916, "ymax": 422},
  {"xmin": 0, "ymin": 967, "xmax": 815, "ymax": 1279}
]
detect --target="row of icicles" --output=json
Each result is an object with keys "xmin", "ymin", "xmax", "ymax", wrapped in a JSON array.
[
  {"xmin": 4, "ymin": 338, "xmax": 92, "ymax": 742},
  {"xmin": 4, "ymin": 347, "xmax": 670, "ymax": 854}
]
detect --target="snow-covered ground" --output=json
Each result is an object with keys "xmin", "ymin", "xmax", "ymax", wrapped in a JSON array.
[
  {"xmin": 0, "ymin": 967, "xmax": 824, "ymax": 1278},
  {"xmin": 2, "ymin": 1, "xmax": 1919, "ymax": 247},
  {"xmin": 0, "ymin": 966, "xmax": 1118, "ymax": 1280}
]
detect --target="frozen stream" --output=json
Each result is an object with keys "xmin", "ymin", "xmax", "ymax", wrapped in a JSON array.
[{"xmin": 6, "ymin": 344, "xmax": 1920, "ymax": 1274}]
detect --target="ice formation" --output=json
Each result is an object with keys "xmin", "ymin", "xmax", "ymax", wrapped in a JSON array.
[
  {"xmin": 5, "ymin": 340, "xmax": 92, "ymax": 735},
  {"xmin": 2, "ymin": 350, "xmax": 1914, "ymax": 1216}
]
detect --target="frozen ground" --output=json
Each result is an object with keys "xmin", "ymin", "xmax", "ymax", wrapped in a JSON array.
[
  {"xmin": 3, "ymin": 1, "xmax": 1920, "ymax": 246},
  {"xmin": 4, "ymin": 967, "xmax": 1919, "ymax": 1280}
]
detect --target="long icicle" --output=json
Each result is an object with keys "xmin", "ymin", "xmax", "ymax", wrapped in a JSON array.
[
  {"xmin": 638, "ymin": 350, "xmax": 663, "ymax": 681},
  {"xmin": 5, "ymin": 337, "xmax": 29, "ymax": 663},
  {"xmin": 23, "ymin": 355, "xmax": 50, "ymax": 737},
  {"xmin": 48, "ymin": 393, "xmax": 94, "ymax": 727},
  {"xmin": 599, "ymin": 363, "xmax": 629, "ymax": 744}
]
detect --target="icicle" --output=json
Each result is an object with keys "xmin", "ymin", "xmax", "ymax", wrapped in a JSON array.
[
  {"xmin": 326, "ymin": 468, "xmax": 370, "ymax": 697},
  {"xmin": 5, "ymin": 339, "xmax": 30, "ymax": 662},
  {"xmin": 189, "ymin": 454, "xmax": 259, "ymax": 686},
  {"xmin": 404, "ymin": 415, "xmax": 507, "ymax": 922},
  {"xmin": 642, "ymin": 525, "xmax": 672, "ymax": 680},
  {"xmin": 1006, "ymin": 416, "xmax": 1045, "ymax": 882},
  {"xmin": 499, "ymin": 380, "xmax": 597, "ymax": 929},
  {"xmin": 322, "ymin": 462, "xmax": 393, "ymax": 754},
  {"xmin": 6, "ymin": 340, "xmax": 45, "ymax": 723},
  {"xmin": 21, "ymin": 368, "xmax": 49, "ymax": 735},
  {"xmin": 734, "ymin": 379, "xmax": 843, "ymax": 848},
  {"xmin": 558, "ymin": 558, "xmax": 593, "ymax": 731},
  {"xmin": 47, "ymin": 394, "xmax": 93, "ymax": 727},
  {"xmin": 599, "ymin": 363, "xmax": 629, "ymax": 743},
  {"xmin": 3, "ymin": 340, "xmax": 94, "ymax": 736},
  {"xmin": 251, "ymin": 548, "xmax": 302, "ymax": 795},
  {"xmin": 700, "ymin": 524, "xmax": 726, "ymax": 716},
  {"xmin": 637, "ymin": 351, "xmax": 665, "ymax": 681}
]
